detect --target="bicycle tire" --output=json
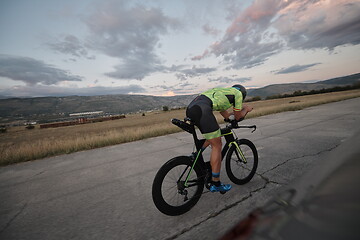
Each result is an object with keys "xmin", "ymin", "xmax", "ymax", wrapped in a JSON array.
[
  {"xmin": 225, "ymin": 139, "xmax": 258, "ymax": 185},
  {"xmin": 152, "ymin": 156, "xmax": 205, "ymax": 216}
]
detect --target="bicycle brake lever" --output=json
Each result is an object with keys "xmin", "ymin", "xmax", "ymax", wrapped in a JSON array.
[{"xmin": 251, "ymin": 125, "xmax": 257, "ymax": 133}]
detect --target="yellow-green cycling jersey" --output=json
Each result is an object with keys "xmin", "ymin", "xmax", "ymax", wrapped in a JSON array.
[{"xmin": 201, "ymin": 87, "xmax": 243, "ymax": 112}]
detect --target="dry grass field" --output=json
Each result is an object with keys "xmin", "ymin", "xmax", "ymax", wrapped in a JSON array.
[{"xmin": 1, "ymin": 89, "xmax": 360, "ymax": 166}]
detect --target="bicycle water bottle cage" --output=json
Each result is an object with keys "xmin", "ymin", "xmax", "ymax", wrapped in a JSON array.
[{"xmin": 171, "ymin": 118, "xmax": 194, "ymax": 134}]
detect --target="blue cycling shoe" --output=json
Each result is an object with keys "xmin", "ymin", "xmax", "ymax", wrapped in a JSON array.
[{"xmin": 210, "ymin": 182, "xmax": 232, "ymax": 193}]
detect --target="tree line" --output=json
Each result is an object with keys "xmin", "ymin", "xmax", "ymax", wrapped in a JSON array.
[{"xmin": 245, "ymin": 82, "xmax": 360, "ymax": 102}]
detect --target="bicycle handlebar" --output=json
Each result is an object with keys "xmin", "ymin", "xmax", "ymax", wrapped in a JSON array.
[
  {"xmin": 172, "ymin": 118, "xmax": 257, "ymax": 134},
  {"xmin": 223, "ymin": 117, "xmax": 256, "ymax": 132},
  {"xmin": 225, "ymin": 120, "xmax": 257, "ymax": 133}
]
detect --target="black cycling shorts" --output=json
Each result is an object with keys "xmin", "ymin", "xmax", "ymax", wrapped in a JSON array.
[{"xmin": 186, "ymin": 95, "xmax": 221, "ymax": 139}]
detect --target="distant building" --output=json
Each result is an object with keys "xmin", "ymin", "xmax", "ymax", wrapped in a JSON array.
[{"xmin": 69, "ymin": 111, "xmax": 104, "ymax": 117}]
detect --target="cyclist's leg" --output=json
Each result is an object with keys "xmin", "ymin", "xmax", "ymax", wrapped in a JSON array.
[
  {"xmin": 202, "ymin": 140, "xmax": 210, "ymax": 150},
  {"xmin": 207, "ymin": 137, "xmax": 222, "ymax": 181},
  {"xmin": 199, "ymin": 110, "xmax": 232, "ymax": 192},
  {"xmin": 207, "ymin": 137, "xmax": 232, "ymax": 192},
  {"xmin": 186, "ymin": 96, "xmax": 216, "ymax": 152},
  {"xmin": 186, "ymin": 96, "xmax": 231, "ymax": 192}
]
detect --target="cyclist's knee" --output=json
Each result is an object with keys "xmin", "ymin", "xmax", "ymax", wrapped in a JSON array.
[{"xmin": 209, "ymin": 137, "xmax": 222, "ymax": 149}]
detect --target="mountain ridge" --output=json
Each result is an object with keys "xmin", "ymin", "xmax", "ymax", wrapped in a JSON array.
[
  {"xmin": 0, "ymin": 73, "xmax": 359, "ymax": 122},
  {"xmin": 248, "ymin": 72, "xmax": 360, "ymax": 97}
]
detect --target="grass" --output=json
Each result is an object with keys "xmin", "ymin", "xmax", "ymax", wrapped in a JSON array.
[{"xmin": 1, "ymin": 89, "xmax": 360, "ymax": 166}]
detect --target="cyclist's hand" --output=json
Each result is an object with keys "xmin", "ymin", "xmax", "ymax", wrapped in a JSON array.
[
  {"xmin": 244, "ymin": 105, "xmax": 253, "ymax": 112},
  {"xmin": 224, "ymin": 115, "xmax": 235, "ymax": 122},
  {"xmin": 230, "ymin": 120, "xmax": 238, "ymax": 128}
]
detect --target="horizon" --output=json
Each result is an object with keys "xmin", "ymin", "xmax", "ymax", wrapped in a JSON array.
[
  {"xmin": 1, "ymin": 0, "xmax": 360, "ymax": 98},
  {"xmin": 1, "ymin": 72, "xmax": 358, "ymax": 100}
]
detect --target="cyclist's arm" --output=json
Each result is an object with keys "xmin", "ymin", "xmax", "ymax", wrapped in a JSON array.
[
  {"xmin": 232, "ymin": 90, "xmax": 253, "ymax": 121},
  {"xmin": 221, "ymin": 105, "xmax": 253, "ymax": 122},
  {"xmin": 220, "ymin": 110, "xmax": 231, "ymax": 120},
  {"xmin": 234, "ymin": 105, "xmax": 253, "ymax": 121}
]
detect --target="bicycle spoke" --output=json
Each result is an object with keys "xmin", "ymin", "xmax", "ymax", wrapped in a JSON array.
[
  {"xmin": 161, "ymin": 164, "xmax": 200, "ymax": 206},
  {"xmin": 231, "ymin": 157, "xmax": 252, "ymax": 171},
  {"xmin": 152, "ymin": 153, "xmax": 207, "ymax": 215}
]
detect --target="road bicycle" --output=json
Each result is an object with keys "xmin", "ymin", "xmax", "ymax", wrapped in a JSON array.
[{"xmin": 152, "ymin": 117, "xmax": 258, "ymax": 216}]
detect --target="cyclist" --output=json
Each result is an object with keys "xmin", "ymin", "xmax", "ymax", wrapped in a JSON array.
[{"xmin": 186, "ymin": 85, "xmax": 253, "ymax": 193}]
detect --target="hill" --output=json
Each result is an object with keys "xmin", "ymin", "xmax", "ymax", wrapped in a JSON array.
[
  {"xmin": 248, "ymin": 73, "xmax": 360, "ymax": 98},
  {"xmin": 0, "ymin": 73, "xmax": 359, "ymax": 124},
  {"xmin": 0, "ymin": 94, "xmax": 196, "ymax": 120}
]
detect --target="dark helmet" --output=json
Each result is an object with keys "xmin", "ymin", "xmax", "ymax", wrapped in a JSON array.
[{"xmin": 232, "ymin": 84, "xmax": 247, "ymax": 100}]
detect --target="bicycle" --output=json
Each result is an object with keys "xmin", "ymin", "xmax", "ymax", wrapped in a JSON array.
[{"xmin": 152, "ymin": 117, "xmax": 258, "ymax": 216}]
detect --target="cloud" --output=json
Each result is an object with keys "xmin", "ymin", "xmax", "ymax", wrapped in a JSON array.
[
  {"xmin": 202, "ymin": 24, "xmax": 221, "ymax": 37},
  {"xmin": 208, "ymin": 76, "xmax": 252, "ymax": 84},
  {"xmin": 172, "ymin": 65, "xmax": 217, "ymax": 80},
  {"xmin": 0, "ymin": 54, "xmax": 83, "ymax": 85},
  {"xmin": 193, "ymin": 0, "xmax": 360, "ymax": 69},
  {"xmin": 84, "ymin": 0, "xmax": 181, "ymax": 80},
  {"xmin": 105, "ymin": 54, "xmax": 165, "ymax": 80},
  {"xmin": 193, "ymin": 0, "xmax": 286, "ymax": 67},
  {"xmin": 179, "ymin": 82, "xmax": 193, "ymax": 88},
  {"xmin": 152, "ymin": 81, "xmax": 198, "ymax": 95},
  {"xmin": 0, "ymin": 84, "xmax": 146, "ymax": 98},
  {"xmin": 181, "ymin": 66, "xmax": 216, "ymax": 76},
  {"xmin": 45, "ymin": 34, "xmax": 95, "ymax": 60},
  {"xmin": 275, "ymin": 0, "xmax": 360, "ymax": 50},
  {"xmin": 154, "ymin": 85, "xmax": 174, "ymax": 91},
  {"xmin": 274, "ymin": 63, "xmax": 321, "ymax": 74}
]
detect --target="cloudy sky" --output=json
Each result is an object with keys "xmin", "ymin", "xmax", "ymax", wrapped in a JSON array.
[{"xmin": 0, "ymin": 0, "xmax": 359, "ymax": 97}]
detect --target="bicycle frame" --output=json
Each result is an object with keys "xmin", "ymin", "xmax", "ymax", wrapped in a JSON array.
[
  {"xmin": 152, "ymin": 119, "xmax": 258, "ymax": 216},
  {"xmin": 171, "ymin": 118, "xmax": 256, "ymax": 187},
  {"xmin": 183, "ymin": 122, "xmax": 245, "ymax": 187}
]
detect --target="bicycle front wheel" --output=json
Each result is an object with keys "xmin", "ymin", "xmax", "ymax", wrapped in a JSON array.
[
  {"xmin": 152, "ymin": 156, "xmax": 204, "ymax": 216},
  {"xmin": 225, "ymin": 139, "xmax": 258, "ymax": 185}
]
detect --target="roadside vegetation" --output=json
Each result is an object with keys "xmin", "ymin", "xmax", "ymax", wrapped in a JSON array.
[
  {"xmin": 1, "ymin": 89, "xmax": 360, "ymax": 166},
  {"xmin": 264, "ymin": 82, "xmax": 360, "ymax": 100}
]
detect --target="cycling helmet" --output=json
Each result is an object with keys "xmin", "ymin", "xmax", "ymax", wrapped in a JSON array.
[{"xmin": 232, "ymin": 84, "xmax": 247, "ymax": 100}]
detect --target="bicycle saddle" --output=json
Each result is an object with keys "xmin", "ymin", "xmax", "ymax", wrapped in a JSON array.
[{"xmin": 171, "ymin": 118, "xmax": 194, "ymax": 134}]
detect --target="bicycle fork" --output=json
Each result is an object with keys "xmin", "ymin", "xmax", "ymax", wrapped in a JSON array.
[{"xmin": 229, "ymin": 141, "xmax": 247, "ymax": 164}]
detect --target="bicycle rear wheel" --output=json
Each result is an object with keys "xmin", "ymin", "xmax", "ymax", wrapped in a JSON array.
[
  {"xmin": 225, "ymin": 139, "xmax": 258, "ymax": 185},
  {"xmin": 152, "ymin": 156, "xmax": 205, "ymax": 216}
]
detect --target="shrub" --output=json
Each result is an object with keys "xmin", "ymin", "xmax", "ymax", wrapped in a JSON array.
[
  {"xmin": 0, "ymin": 126, "xmax": 6, "ymax": 133},
  {"xmin": 247, "ymin": 96, "xmax": 262, "ymax": 102},
  {"xmin": 266, "ymin": 83, "xmax": 360, "ymax": 100},
  {"xmin": 26, "ymin": 125, "xmax": 35, "ymax": 130}
]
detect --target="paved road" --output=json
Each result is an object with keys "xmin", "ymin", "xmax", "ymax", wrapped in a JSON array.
[{"xmin": 1, "ymin": 98, "xmax": 359, "ymax": 240}]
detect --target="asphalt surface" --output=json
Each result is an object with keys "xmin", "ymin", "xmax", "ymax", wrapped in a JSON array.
[
  {"xmin": 1, "ymin": 98, "xmax": 359, "ymax": 240},
  {"xmin": 220, "ymin": 126, "xmax": 360, "ymax": 240}
]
